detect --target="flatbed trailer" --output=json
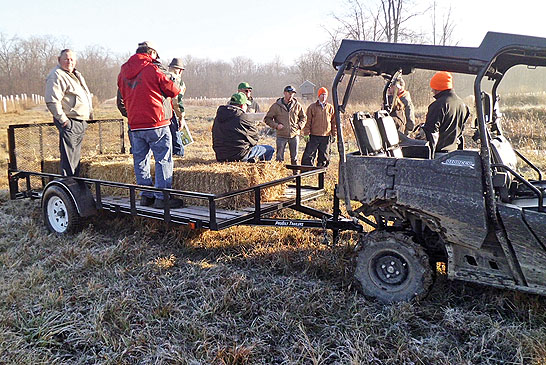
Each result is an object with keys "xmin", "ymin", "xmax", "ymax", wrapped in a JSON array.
[{"xmin": 7, "ymin": 119, "xmax": 362, "ymax": 238}]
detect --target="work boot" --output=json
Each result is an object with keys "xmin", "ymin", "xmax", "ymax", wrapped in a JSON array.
[
  {"xmin": 140, "ymin": 195, "xmax": 155, "ymax": 206},
  {"xmin": 153, "ymin": 198, "xmax": 185, "ymax": 209}
]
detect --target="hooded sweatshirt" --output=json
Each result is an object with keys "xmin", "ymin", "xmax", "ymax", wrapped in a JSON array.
[
  {"xmin": 117, "ymin": 53, "xmax": 180, "ymax": 130},
  {"xmin": 212, "ymin": 104, "xmax": 258, "ymax": 162}
]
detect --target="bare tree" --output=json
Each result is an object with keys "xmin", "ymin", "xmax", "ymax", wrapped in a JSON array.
[
  {"xmin": 379, "ymin": 0, "xmax": 425, "ymax": 43},
  {"xmin": 431, "ymin": 1, "xmax": 457, "ymax": 46}
]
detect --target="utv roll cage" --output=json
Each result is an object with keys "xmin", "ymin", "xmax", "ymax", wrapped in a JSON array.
[{"xmin": 332, "ymin": 31, "xmax": 546, "ymax": 224}]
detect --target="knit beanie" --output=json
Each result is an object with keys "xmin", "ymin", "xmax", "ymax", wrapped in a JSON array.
[
  {"xmin": 430, "ymin": 71, "xmax": 453, "ymax": 91},
  {"xmin": 318, "ymin": 87, "xmax": 328, "ymax": 96}
]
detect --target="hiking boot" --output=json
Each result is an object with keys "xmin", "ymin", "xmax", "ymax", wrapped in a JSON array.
[
  {"xmin": 153, "ymin": 198, "xmax": 185, "ymax": 209},
  {"xmin": 140, "ymin": 195, "xmax": 155, "ymax": 206}
]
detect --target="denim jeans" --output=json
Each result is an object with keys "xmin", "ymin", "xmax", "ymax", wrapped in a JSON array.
[
  {"xmin": 243, "ymin": 145, "xmax": 275, "ymax": 162},
  {"xmin": 130, "ymin": 126, "xmax": 173, "ymax": 200},
  {"xmin": 276, "ymin": 136, "xmax": 299, "ymax": 165},
  {"xmin": 170, "ymin": 115, "xmax": 185, "ymax": 156}
]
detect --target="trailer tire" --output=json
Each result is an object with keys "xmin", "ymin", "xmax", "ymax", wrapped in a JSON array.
[
  {"xmin": 354, "ymin": 231, "xmax": 432, "ymax": 303},
  {"xmin": 42, "ymin": 185, "xmax": 82, "ymax": 234}
]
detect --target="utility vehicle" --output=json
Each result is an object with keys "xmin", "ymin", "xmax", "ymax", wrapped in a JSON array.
[{"xmin": 332, "ymin": 31, "xmax": 546, "ymax": 302}]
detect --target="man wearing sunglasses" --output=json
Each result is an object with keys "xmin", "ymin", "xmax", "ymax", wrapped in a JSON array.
[{"xmin": 237, "ymin": 82, "xmax": 260, "ymax": 113}]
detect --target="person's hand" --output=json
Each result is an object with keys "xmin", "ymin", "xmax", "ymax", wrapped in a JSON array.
[
  {"xmin": 303, "ymin": 135, "xmax": 310, "ymax": 143},
  {"xmin": 276, "ymin": 123, "xmax": 284, "ymax": 130},
  {"xmin": 415, "ymin": 125, "xmax": 426, "ymax": 140},
  {"xmin": 178, "ymin": 117, "xmax": 184, "ymax": 131},
  {"xmin": 62, "ymin": 120, "xmax": 69, "ymax": 128}
]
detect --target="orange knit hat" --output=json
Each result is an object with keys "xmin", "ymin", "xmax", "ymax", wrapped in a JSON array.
[
  {"xmin": 430, "ymin": 71, "xmax": 453, "ymax": 91},
  {"xmin": 318, "ymin": 87, "xmax": 328, "ymax": 97}
]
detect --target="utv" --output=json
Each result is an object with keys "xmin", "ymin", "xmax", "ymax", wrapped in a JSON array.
[{"xmin": 332, "ymin": 32, "xmax": 546, "ymax": 303}]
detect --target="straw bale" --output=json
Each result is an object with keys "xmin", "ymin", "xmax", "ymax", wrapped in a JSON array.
[
  {"xmin": 42, "ymin": 154, "xmax": 289, "ymax": 209},
  {"xmin": 172, "ymin": 161, "xmax": 288, "ymax": 208}
]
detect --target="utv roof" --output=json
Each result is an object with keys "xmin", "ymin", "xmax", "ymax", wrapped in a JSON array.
[{"xmin": 333, "ymin": 32, "xmax": 546, "ymax": 78}]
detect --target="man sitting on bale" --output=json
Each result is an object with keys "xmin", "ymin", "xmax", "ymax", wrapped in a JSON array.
[{"xmin": 212, "ymin": 92, "xmax": 274, "ymax": 163}]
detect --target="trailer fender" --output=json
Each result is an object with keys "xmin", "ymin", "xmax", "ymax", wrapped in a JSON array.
[{"xmin": 43, "ymin": 178, "xmax": 97, "ymax": 217}]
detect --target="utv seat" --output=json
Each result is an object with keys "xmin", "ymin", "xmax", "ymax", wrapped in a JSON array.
[
  {"xmin": 490, "ymin": 134, "xmax": 545, "ymax": 209},
  {"xmin": 374, "ymin": 110, "xmax": 431, "ymax": 159},
  {"xmin": 490, "ymin": 134, "xmax": 518, "ymax": 202},
  {"xmin": 351, "ymin": 112, "xmax": 386, "ymax": 156}
]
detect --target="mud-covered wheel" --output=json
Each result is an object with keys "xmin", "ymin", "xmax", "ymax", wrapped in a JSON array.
[
  {"xmin": 42, "ymin": 185, "xmax": 81, "ymax": 234},
  {"xmin": 355, "ymin": 231, "xmax": 432, "ymax": 303}
]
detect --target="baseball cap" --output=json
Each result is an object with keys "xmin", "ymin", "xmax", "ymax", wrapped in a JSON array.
[
  {"xmin": 229, "ymin": 92, "xmax": 248, "ymax": 106},
  {"xmin": 238, "ymin": 82, "xmax": 252, "ymax": 90},
  {"xmin": 284, "ymin": 85, "xmax": 296, "ymax": 93},
  {"xmin": 138, "ymin": 41, "xmax": 159, "ymax": 58}
]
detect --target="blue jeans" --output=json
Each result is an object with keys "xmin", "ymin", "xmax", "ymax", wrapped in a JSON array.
[
  {"xmin": 276, "ymin": 136, "xmax": 299, "ymax": 165},
  {"xmin": 130, "ymin": 126, "xmax": 173, "ymax": 200},
  {"xmin": 170, "ymin": 115, "xmax": 184, "ymax": 156},
  {"xmin": 243, "ymin": 145, "xmax": 275, "ymax": 162}
]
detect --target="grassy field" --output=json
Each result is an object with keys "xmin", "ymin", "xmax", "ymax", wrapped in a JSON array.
[{"xmin": 0, "ymin": 100, "xmax": 545, "ymax": 364}]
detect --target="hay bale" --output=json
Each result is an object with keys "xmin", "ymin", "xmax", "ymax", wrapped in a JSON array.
[
  {"xmin": 43, "ymin": 154, "xmax": 290, "ymax": 209},
  {"xmin": 172, "ymin": 161, "xmax": 288, "ymax": 208}
]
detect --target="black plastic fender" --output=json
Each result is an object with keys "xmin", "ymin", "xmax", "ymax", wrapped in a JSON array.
[{"xmin": 42, "ymin": 178, "xmax": 97, "ymax": 217}]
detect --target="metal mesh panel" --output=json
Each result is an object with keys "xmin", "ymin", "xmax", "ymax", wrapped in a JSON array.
[{"xmin": 10, "ymin": 119, "xmax": 125, "ymax": 190}]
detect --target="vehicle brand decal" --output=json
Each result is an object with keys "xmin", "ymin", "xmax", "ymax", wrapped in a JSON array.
[
  {"xmin": 442, "ymin": 157, "xmax": 476, "ymax": 169},
  {"xmin": 274, "ymin": 220, "xmax": 304, "ymax": 227}
]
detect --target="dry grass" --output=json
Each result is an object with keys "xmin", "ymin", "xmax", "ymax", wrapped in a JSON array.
[{"xmin": 0, "ymin": 99, "xmax": 545, "ymax": 363}]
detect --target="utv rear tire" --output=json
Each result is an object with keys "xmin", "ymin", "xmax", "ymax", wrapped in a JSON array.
[
  {"xmin": 42, "ymin": 185, "xmax": 81, "ymax": 234},
  {"xmin": 355, "ymin": 231, "xmax": 432, "ymax": 303}
]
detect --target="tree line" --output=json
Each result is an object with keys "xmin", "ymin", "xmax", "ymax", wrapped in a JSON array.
[
  {"xmin": 0, "ymin": 0, "xmax": 456, "ymax": 105},
  {"xmin": 2, "ymin": 0, "xmax": 544, "ymax": 109}
]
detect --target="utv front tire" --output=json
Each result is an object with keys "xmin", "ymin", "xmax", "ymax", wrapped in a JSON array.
[
  {"xmin": 355, "ymin": 231, "xmax": 432, "ymax": 303},
  {"xmin": 42, "ymin": 185, "xmax": 81, "ymax": 234}
]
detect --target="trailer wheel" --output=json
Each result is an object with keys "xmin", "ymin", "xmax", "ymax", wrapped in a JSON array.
[
  {"xmin": 354, "ymin": 231, "xmax": 432, "ymax": 303},
  {"xmin": 42, "ymin": 185, "xmax": 81, "ymax": 234}
]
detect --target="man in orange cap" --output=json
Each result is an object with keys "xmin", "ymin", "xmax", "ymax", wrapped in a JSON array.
[
  {"xmin": 301, "ymin": 86, "xmax": 336, "ymax": 167},
  {"xmin": 420, "ymin": 71, "xmax": 470, "ymax": 155}
]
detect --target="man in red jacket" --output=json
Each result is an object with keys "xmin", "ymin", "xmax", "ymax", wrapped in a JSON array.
[{"xmin": 117, "ymin": 41, "xmax": 182, "ymax": 209}]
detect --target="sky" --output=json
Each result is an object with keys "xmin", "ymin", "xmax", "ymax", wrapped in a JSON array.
[{"xmin": 0, "ymin": 0, "xmax": 545, "ymax": 65}]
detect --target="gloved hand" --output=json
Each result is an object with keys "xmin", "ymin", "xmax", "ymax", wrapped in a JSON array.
[{"xmin": 303, "ymin": 135, "xmax": 310, "ymax": 143}]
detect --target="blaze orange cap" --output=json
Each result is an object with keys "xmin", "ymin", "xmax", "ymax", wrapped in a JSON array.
[
  {"xmin": 318, "ymin": 87, "xmax": 328, "ymax": 96},
  {"xmin": 430, "ymin": 71, "xmax": 453, "ymax": 91}
]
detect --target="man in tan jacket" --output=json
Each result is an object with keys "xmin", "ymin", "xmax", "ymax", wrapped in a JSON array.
[
  {"xmin": 45, "ymin": 49, "xmax": 93, "ymax": 176},
  {"xmin": 301, "ymin": 87, "xmax": 336, "ymax": 167},
  {"xmin": 264, "ymin": 85, "xmax": 306, "ymax": 165}
]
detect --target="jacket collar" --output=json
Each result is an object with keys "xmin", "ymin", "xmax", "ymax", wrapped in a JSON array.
[{"xmin": 433, "ymin": 89, "xmax": 454, "ymax": 100}]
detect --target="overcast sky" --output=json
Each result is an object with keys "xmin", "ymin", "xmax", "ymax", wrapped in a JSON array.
[{"xmin": 0, "ymin": 0, "xmax": 544, "ymax": 64}]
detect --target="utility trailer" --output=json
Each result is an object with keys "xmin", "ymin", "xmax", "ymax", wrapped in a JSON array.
[
  {"xmin": 331, "ymin": 31, "xmax": 546, "ymax": 302},
  {"xmin": 7, "ymin": 119, "xmax": 360, "ymax": 239}
]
